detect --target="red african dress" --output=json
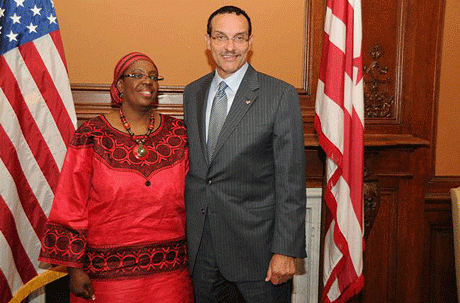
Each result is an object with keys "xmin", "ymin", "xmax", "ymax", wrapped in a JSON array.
[{"xmin": 39, "ymin": 114, "xmax": 193, "ymax": 302}]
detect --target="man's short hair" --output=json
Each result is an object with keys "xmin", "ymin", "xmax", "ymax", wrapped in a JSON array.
[{"xmin": 207, "ymin": 6, "xmax": 252, "ymax": 36}]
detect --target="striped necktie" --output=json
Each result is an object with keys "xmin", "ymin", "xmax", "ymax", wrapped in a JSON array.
[{"xmin": 207, "ymin": 81, "xmax": 228, "ymax": 160}]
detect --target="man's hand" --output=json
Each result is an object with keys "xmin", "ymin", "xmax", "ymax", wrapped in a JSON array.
[
  {"xmin": 68, "ymin": 267, "xmax": 95, "ymax": 300},
  {"xmin": 265, "ymin": 254, "xmax": 296, "ymax": 285}
]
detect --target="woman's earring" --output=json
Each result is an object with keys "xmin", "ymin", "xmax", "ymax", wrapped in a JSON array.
[{"xmin": 119, "ymin": 92, "xmax": 124, "ymax": 98}]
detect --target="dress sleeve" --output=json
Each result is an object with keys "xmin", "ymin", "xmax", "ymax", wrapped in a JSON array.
[{"xmin": 39, "ymin": 125, "xmax": 94, "ymax": 268}]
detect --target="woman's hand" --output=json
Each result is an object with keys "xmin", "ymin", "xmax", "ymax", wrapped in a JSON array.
[{"xmin": 68, "ymin": 267, "xmax": 95, "ymax": 300}]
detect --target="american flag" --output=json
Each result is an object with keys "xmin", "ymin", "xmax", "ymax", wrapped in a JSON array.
[
  {"xmin": 0, "ymin": 0, "xmax": 76, "ymax": 301},
  {"xmin": 314, "ymin": 0, "xmax": 365, "ymax": 301}
]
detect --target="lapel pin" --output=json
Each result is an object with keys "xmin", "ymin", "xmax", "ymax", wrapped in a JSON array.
[{"xmin": 245, "ymin": 100, "xmax": 251, "ymax": 104}]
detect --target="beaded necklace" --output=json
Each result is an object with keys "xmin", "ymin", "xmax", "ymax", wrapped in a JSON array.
[{"xmin": 119, "ymin": 108, "xmax": 155, "ymax": 160}]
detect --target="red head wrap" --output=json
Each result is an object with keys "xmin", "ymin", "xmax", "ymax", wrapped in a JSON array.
[{"xmin": 110, "ymin": 52, "xmax": 157, "ymax": 105}]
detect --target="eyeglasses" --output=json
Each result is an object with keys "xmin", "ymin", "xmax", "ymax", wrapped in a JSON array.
[
  {"xmin": 210, "ymin": 34, "xmax": 250, "ymax": 45},
  {"xmin": 121, "ymin": 73, "xmax": 164, "ymax": 82}
]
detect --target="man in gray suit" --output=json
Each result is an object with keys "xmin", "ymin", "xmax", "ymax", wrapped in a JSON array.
[{"xmin": 183, "ymin": 5, "xmax": 306, "ymax": 302}]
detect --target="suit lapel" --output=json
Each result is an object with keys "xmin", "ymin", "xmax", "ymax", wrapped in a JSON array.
[
  {"xmin": 196, "ymin": 73, "xmax": 213, "ymax": 164},
  {"xmin": 211, "ymin": 65, "xmax": 260, "ymax": 160}
]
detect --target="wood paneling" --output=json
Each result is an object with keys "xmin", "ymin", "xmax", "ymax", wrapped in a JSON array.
[
  {"xmin": 426, "ymin": 210, "xmax": 457, "ymax": 302},
  {"xmin": 361, "ymin": 189, "xmax": 399, "ymax": 302}
]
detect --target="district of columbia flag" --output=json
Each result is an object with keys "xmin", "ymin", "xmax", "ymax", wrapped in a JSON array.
[
  {"xmin": 314, "ymin": 0, "xmax": 365, "ymax": 301},
  {"xmin": 0, "ymin": 0, "xmax": 77, "ymax": 301}
]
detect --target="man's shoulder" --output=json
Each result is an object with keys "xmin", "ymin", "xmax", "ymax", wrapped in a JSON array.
[
  {"xmin": 255, "ymin": 70, "xmax": 294, "ymax": 90},
  {"xmin": 185, "ymin": 72, "xmax": 214, "ymax": 92},
  {"xmin": 248, "ymin": 68, "xmax": 298, "ymax": 101}
]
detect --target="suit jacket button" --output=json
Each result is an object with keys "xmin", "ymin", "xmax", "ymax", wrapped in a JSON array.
[
  {"xmin": 201, "ymin": 209, "xmax": 205, "ymax": 214},
  {"xmin": 207, "ymin": 180, "xmax": 212, "ymax": 185}
]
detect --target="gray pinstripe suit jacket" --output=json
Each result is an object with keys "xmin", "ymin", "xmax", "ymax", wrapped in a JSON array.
[{"xmin": 183, "ymin": 64, "xmax": 306, "ymax": 282}]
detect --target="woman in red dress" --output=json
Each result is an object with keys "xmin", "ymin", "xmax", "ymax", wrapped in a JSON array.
[{"xmin": 39, "ymin": 52, "xmax": 193, "ymax": 302}]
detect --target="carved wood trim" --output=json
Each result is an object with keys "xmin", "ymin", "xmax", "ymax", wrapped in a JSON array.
[
  {"xmin": 425, "ymin": 176, "xmax": 460, "ymax": 207},
  {"xmin": 305, "ymin": 133, "xmax": 429, "ymax": 147},
  {"xmin": 364, "ymin": 45, "xmax": 395, "ymax": 118},
  {"xmin": 363, "ymin": 178, "xmax": 379, "ymax": 239}
]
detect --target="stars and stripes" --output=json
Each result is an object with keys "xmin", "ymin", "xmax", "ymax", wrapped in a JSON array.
[
  {"xmin": 0, "ymin": 0, "xmax": 76, "ymax": 301},
  {"xmin": 314, "ymin": 0, "xmax": 365, "ymax": 301}
]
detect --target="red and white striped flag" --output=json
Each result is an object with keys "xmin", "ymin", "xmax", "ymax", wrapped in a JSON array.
[
  {"xmin": 0, "ymin": 0, "xmax": 76, "ymax": 301},
  {"xmin": 314, "ymin": 0, "xmax": 365, "ymax": 301}
]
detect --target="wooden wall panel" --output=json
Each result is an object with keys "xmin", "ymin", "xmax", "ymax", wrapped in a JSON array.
[
  {"xmin": 362, "ymin": 0, "xmax": 400, "ymax": 126},
  {"xmin": 425, "ymin": 177, "xmax": 460, "ymax": 302},
  {"xmin": 426, "ymin": 212, "xmax": 457, "ymax": 302},
  {"xmin": 361, "ymin": 189, "xmax": 399, "ymax": 302}
]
